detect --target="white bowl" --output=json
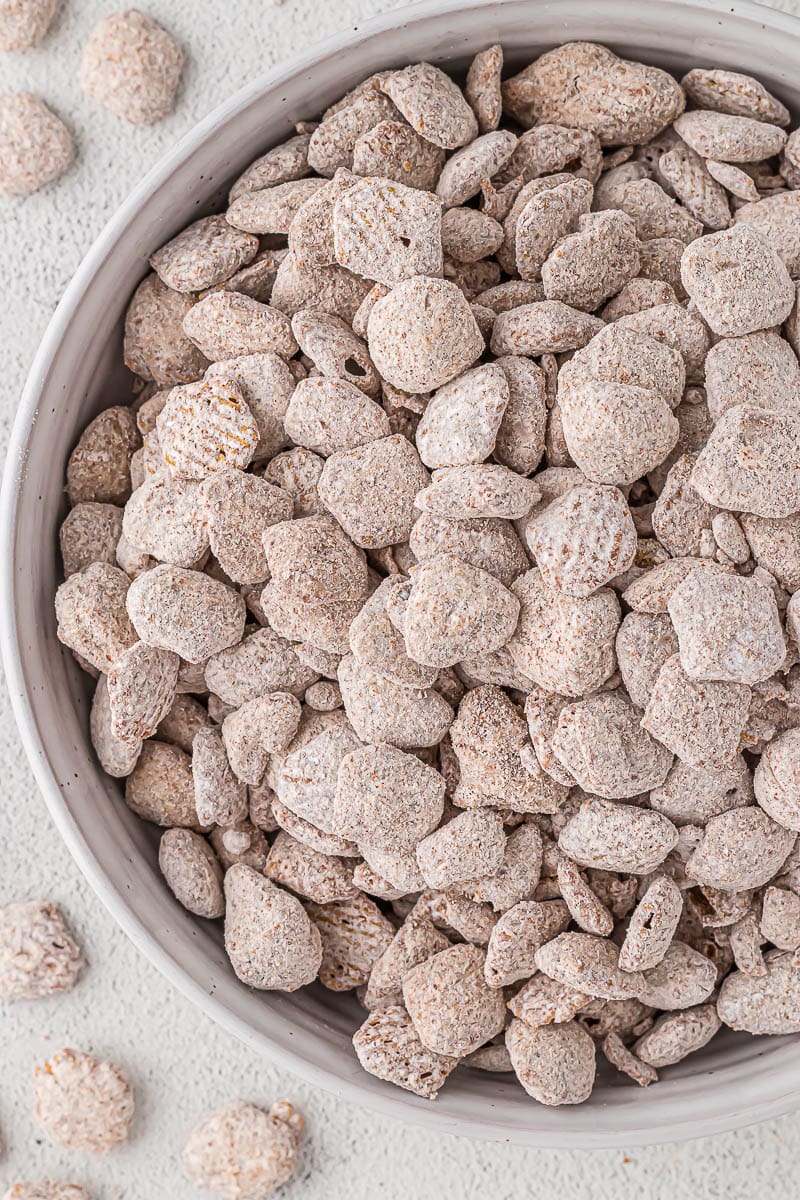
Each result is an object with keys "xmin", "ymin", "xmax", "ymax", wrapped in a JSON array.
[{"xmin": 4, "ymin": 0, "xmax": 800, "ymax": 1148}]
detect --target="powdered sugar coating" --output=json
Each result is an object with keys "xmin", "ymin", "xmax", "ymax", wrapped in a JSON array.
[{"xmin": 79, "ymin": 10, "xmax": 183, "ymax": 126}]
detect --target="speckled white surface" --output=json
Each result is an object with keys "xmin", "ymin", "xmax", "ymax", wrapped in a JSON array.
[{"xmin": 3, "ymin": 0, "xmax": 800, "ymax": 1195}]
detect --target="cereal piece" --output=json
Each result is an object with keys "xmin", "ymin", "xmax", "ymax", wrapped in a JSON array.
[
  {"xmin": 332, "ymin": 176, "xmax": 442, "ymax": 285},
  {"xmin": 309, "ymin": 92, "xmax": 398, "ymax": 177},
  {"xmin": 128, "ymin": 565, "xmax": 245, "ymax": 663},
  {"xmin": 616, "ymin": 613, "xmax": 679, "ymax": 711},
  {"xmin": 226, "ymin": 178, "xmax": 326, "ymax": 236},
  {"xmin": 182, "ymin": 1101, "xmax": 303, "ymax": 1199},
  {"xmin": 122, "ymin": 475, "xmax": 209, "ymax": 567},
  {"xmin": 542, "ymin": 210, "xmax": 640, "ymax": 312},
  {"xmin": 507, "ymin": 569, "xmax": 620, "ymax": 697},
  {"xmin": 681, "ymin": 69, "xmax": 790, "ymax": 125},
  {"xmin": 512, "ymin": 176, "xmax": 594, "ymax": 281},
  {"xmin": 211, "ymin": 821, "xmax": 269, "ymax": 872},
  {"xmin": 449, "ymin": 685, "xmax": 566, "ymax": 814},
  {"xmin": 606, "ymin": 175, "xmax": 705, "ymax": 243},
  {"xmin": 348, "ymin": 576, "xmax": 438, "ymax": 689},
  {"xmin": 426, "ymin": 893, "xmax": 497, "ymax": 945},
  {"xmin": 304, "ymin": 680, "xmax": 342, "ymax": 711},
  {"xmin": 415, "ymin": 464, "xmax": 539, "ymax": 521},
  {"xmin": 718, "ymin": 948, "xmax": 800, "ymax": 1033},
  {"xmin": 462, "ymin": 1041, "xmax": 513, "ymax": 1072},
  {"xmin": 484, "ymin": 899, "xmax": 570, "ymax": 986},
  {"xmin": 658, "ymin": 143, "xmax": 731, "ymax": 231},
  {"xmin": 502, "ymin": 42, "xmax": 684, "ymax": 145},
  {"xmin": 124, "ymin": 275, "xmax": 210, "ymax": 386},
  {"xmin": 552, "ymin": 693, "xmax": 673, "ymax": 800},
  {"xmin": 415, "ymin": 363, "xmax": 509, "ymax": 468},
  {"xmin": 125, "ymin": 739, "xmax": 197, "ymax": 826},
  {"xmin": 416, "ymin": 809, "xmax": 506, "ymax": 890},
  {"xmin": 761, "ymin": 886, "xmax": 800, "ymax": 949},
  {"xmin": 728, "ymin": 911, "xmax": 767, "ymax": 977},
  {"xmin": 680, "ymin": 225, "xmax": 794, "ymax": 337},
  {"xmin": 619, "ymin": 876, "xmax": 683, "ymax": 971},
  {"xmin": 535, "ymin": 932, "xmax": 644, "ymax": 1000},
  {"xmin": 558, "ymin": 797, "xmax": 678, "ymax": 873},
  {"xmin": 34, "ymin": 1048, "xmax": 133, "ymax": 1153},
  {"xmin": 317, "ymin": 435, "xmax": 425, "ymax": 548},
  {"xmin": 554, "ymin": 854, "xmax": 613, "ymax": 935},
  {"xmin": 613, "ymin": 303, "xmax": 711, "ymax": 383},
  {"xmin": 66, "ymin": 407, "xmax": 140, "ymax": 507},
  {"xmin": 687, "ymin": 807, "xmax": 795, "ymax": 890},
  {"xmin": 507, "ymin": 975, "xmax": 589, "ymax": 1028},
  {"xmin": 623, "ymin": 558, "xmax": 730, "ymax": 614},
  {"xmin": 601, "ymin": 277, "xmax": 678, "ymax": 321},
  {"xmin": 465, "ymin": 44, "xmax": 503, "ymax": 134},
  {"xmin": 0, "ymin": 92, "xmax": 71, "ymax": 195},
  {"xmin": 403, "ymin": 943, "xmax": 505, "ymax": 1056},
  {"xmin": 602, "ymin": 1031, "xmax": 658, "ymax": 1087},
  {"xmin": 410, "ymin": 511, "xmax": 530, "ymax": 584},
  {"xmin": 525, "ymin": 484, "xmax": 636, "ymax": 597},
  {"xmin": 59, "ymin": 502, "xmax": 123, "ymax": 579},
  {"xmin": 224, "ymin": 864, "xmax": 321, "ymax": 989},
  {"xmin": 754, "ymin": 728, "xmax": 800, "ymax": 831},
  {"xmin": 156, "ymin": 376, "xmax": 259, "ymax": 480},
  {"xmin": 55, "ymin": 562, "xmax": 137, "ymax": 673},
  {"xmin": 649, "ymin": 754, "xmax": 753, "ymax": 827},
  {"xmin": 222, "ymin": 693, "xmax": 301, "ymax": 784},
  {"xmin": 107, "ymin": 641, "xmax": 179, "ymax": 744},
  {"xmin": 276, "ymin": 724, "xmax": 362, "ymax": 835},
  {"xmin": 668, "ymin": 569, "xmax": 785, "ymax": 686},
  {"xmin": 352, "ymin": 120, "xmax": 445, "ymax": 191},
  {"xmin": 334, "ymin": 742, "xmax": 445, "ymax": 853},
  {"xmin": 381, "ymin": 63, "xmax": 477, "ymax": 150},
  {"xmin": 202, "ymin": 248, "xmax": 287, "ymax": 305},
  {"xmin": 506, "ymin": 1019, "xmax": 596, "ymax": 1105},
  {"xmin": 158, "ymin": 829, "xmax": 224, "ymax": 919},
  {"xmin": 290, "ymin": 310, "xmax": 380, "ymax": 398},
  {"xmin": 0, "ymin": 0, "xmax": 57, "ymax": 49},
  {"xmin": 693, "ymin": 402, "xmax": 800, "ymax": 518},
  {"xmin": 705, "ymin": 332, "xmax": 800, "ymax": 422},
  {"xmin": 500, "ymin": 125, "xmax": 602, "ymax": 187},
  {"xmin": 705, "ymin": 158, "xmax": 760, "ymax": 202},
  {"xmin": 558, "ymin": 378, "xmax": 679, "ymax": 488},
  {"xmin": 634, "ymin": 1004, "xmax": 721, "ymax": 1067},
  {"xmin": 394, "ymin": 555, "xmax": 520, "ymax": 668},
  {"xmin": 367, "ymin": 276, "xmax": 484, "ymax": 392},
  {"xmin": 353, "ymin": 1005, "xmax": 458, "ymax": 1099},
  {"xmin": 735, "ymin": 192, "xmax": 800, "ymax": 277},
  {"xmin": 262, "ymin": 446, "xmax": 325, "ymax": 518},
  {"xmin": 199, "ymin": 471, "xmax": 291, "ymax": 583},
  {"xmin": 0, "ymin": 900, "xmax": 83, "ymax": 1001},
  {"xmin": 286, "ymin": 379, "xmax": 388, "ymax": 458},
  {"xmin": 435, "ymin": 130, "xmax": 517, "ymax": 207},
  {"xmin": 712, "ymin": 512, "xmax": 751, "ymax": 565},
  {"xmin": 183, "ymin": 293, "xmax": 297, "ymax": 361},
  {"xmin": 270, "ymin": 250, "xmax": 372, "ymax": 322},
  {"xmin": 643, "ymin": 655, "xmax": 751, "ymax": 772},
  {"xmin": 441, "ymin": 207, "xmax": 503, "ymax": 263},
  {"xmin": 229, "ymin": 133, "xmax": 311, "ymax": 202},
  {"xmin": 673, "ymin": 110, "xmax": 787, "ymax": 163},
  {"xmin": 637, "ymin": 941, "xmax": 717, "ymax": 1010},
  {"xmin": 206, "ymin": 629, "xmax": 317, "ymax": 705},
  {"xmin": 80, "ymin": 10, "xmax": 182, "ymax": 125},
  {"xmin": 150, "ymin": 217, "xmax": 259, "ymax": 295},
  {"xmin": 308, "ymin": 893, "xmax": 394, "ymax": 990},
  {"xmin": 264, "ymin": 831, "xmax": 356, "ymax": 904},
  {"xmin": 204, "ymin": 355, "xmax": 293, "ymax": 462},
  {"xmin": 464, "ymin": 821, "xmax": 546, "ymax": 910},
  {"xmin": 490, "ymin": 302, "xmax": 604, "ymax": 358},
  {"xmin": 493, "ymin": 355, "xmax": 547, "ymax": 475},
  {"xmin": 90, "ymin": 676, "xmax": 141, "ymax": 778},
  {"xmin": 193, "ymin": 727, "xmax": 247, "ymax": 825}
]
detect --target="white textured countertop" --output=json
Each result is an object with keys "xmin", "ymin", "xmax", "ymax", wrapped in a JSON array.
[{"xmin": 3, "ymin": 1, "xmax": 800, "ymax": 1195}]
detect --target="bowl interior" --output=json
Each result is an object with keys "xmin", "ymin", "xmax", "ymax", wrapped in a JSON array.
[{"xmin": 5, "ymin": 0, "xmax": 800, "ymax": 1148}]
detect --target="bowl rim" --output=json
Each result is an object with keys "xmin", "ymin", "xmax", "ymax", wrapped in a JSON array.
[{"xmin": 5, "ymin": 0, "xmax": 800, "ymax": 1149}]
